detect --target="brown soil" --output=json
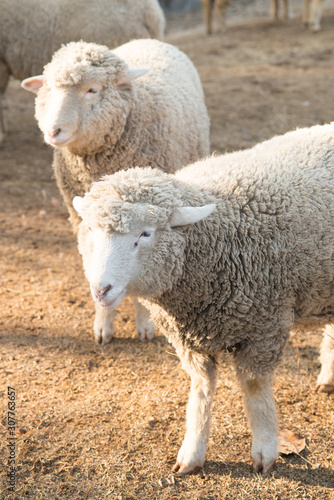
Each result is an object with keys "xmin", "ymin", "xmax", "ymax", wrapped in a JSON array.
[{"xmin": 1, "ymin": 5, "xmax": 334, "ymax": 499}]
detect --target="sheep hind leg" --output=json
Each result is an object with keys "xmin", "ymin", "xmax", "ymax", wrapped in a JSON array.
[
  {"xmin": 93, "ymin": 305, "xmax": 116, "ymax": 345},
  {"xmin": 317, "ymin": 325, "xmax": 334, "ymax": 394},
  {"xmin": 235, "ymin": 366, "xmax": 278, "ymax": 476},
  {"xmin": 172, "ymin": 348, "xmax": 217, "ymax": 475},
  {"xmin": 132, "ymin": 298, "xmax": 155, "ymax": 342}
]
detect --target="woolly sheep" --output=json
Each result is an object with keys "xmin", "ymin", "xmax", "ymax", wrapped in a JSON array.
[
  {"xmin": 73, "ymin": 123, "xmax": 334, "ymax": 475},
  {"xmin": 202, "ymin": 0, "xmax": 325, "ymax": 34},
  {"xmin": 0, "ymin": 0, "xmax": 165, "ymax": 143},
  {"xmin": 22, "ymin": 39, "xmax": 210, "ymax": 345}
]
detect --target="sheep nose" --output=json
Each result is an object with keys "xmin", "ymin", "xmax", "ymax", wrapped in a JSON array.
[
  {"xmin": 92, "ymin": 284, "xmax": 112, "ymax": 301},
  {"xmin": 48, "ymin": 128, "xmax": 61, "ymax": 139}
]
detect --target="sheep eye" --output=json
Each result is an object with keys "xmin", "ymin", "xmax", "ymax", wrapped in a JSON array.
[
  {"xmin": 134, "ymin": 231, "xmax": 152, "ymax": 249},
  {"xmin": 87, "ymin": 88, "xmax": 98, "ymax": 94}
]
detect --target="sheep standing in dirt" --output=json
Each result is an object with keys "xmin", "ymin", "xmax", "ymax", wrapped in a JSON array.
[
  {"xmin": 201, "ymin": 0, "xmax": 232, "ymax": 34},
  {"xmin": 0, "ymin": 0, "xmax": 165, "ymax": 143},
  {"xmin": 73, "ymin": 122, "xmax": 334, "ymax": 475},
  {"xmin": 22, "ymin": 39, "xmax": 210, "ymax": 345},
  {"xmin": 273, "ymin": 0, "xmax": 325, "ymax": 30},
  {"xmin": 202, "ymin": 0, "xmax": 325, "ymax": 34}
]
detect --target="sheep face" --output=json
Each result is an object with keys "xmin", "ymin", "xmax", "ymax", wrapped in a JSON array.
[
  {"xmin": 30, "ymin": 75, "xmax": 131, "ymax": 154},
  {"xmin": 21, "ymin": 41, "xmax": 149, "ymax": 154},
  {"xmin": 73, "ymin": 194, "xmax": 215, "ymax": 308}
]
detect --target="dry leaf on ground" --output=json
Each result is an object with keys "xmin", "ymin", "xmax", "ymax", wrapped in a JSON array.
[{"xmin": 278, "ymin": 429, "xmax": 306, "ymax": 455}]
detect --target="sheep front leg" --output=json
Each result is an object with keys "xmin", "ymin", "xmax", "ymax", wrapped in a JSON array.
[
  {"xmin": 235, "ymin": 367, "xmax": 278, "ymax": 475},
  {"xmin": 317, "ymin": 325, "xmax": 334, "ymax": 394},
  {"xmin": 93, "ymin": 306, "xmax": 116, "ymax": 344},
  {"xmin": 173, "ymin": 348, "xmax": 217, "ymax": 475},
  {"xmin": 132, "ymin": 298, "xmax": 155, "ymax": 342}
]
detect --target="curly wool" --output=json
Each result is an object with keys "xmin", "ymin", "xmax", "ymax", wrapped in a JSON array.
[
  {"xmin": 43, "ymin": 42, "xmax": 129, "ymax": 88},
  {"xmin": 0, "ymin": 0, "xmax": 165, "ymax": 142},
  {"xmin": 1, "ymin": 0, "xmax": 165, "ymax": 80},
  {"xmin": 35, "ymin": 38, "xmax": 210, "ymax": 231},
  {"xmin": 85, "ymin": 123, "xmax": 334, "ymax": 376}
]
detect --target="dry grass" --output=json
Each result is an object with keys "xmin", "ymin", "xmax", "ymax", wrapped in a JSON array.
[{"xmin": 1, "ymin": 3, "xmax": 334, "ymax": 498}]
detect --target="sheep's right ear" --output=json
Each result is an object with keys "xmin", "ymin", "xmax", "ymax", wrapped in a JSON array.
[
  {"xmin": 73, "ymin": 196, "xmax": 84, "ymax": 217},
  {"xmin": 170, "ymin": 204, "xmax": 216, "ymax": 227},
  {"xmin": 116, "ymin": 68, "xmax": 150, "ymax": 85},
  {"xmin": 21, "ymin": 76, "xmax": 45, "ymax": 93}
]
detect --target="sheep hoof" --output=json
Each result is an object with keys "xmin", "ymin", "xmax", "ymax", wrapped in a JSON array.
[
  {"xmin": 136, "ymin": 319, "xmax": 155, "ymax": 343},
  {"xmin": 317, "ymin": 384, "xmax": 334, "ymax": 394},
  {"xmin": 172, "ymin": 461, "xmax": 202, "ymax": 476},
  {"xmin": 253, "ymin": 458, "xmax": 276, "ymax": 476},
  {"xmin": 93, "ymin": 318, "xmax": 115, "ymax": 345}
]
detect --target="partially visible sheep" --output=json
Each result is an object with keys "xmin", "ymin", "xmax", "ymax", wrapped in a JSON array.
[
  {"xmin": 22, "ymin": 39, "xmax": 210, "ymax": 345},
  {"xmin": 73, "ymin": 122, "xmax": 334, "ymax": 475},
  {"xmin": 202, "ymin": 0, "xmax": 326, "ymax": 33},
  {"xmin": 272, "ymin": 0, "xmax": 291, "ymax": 20},
  {"xmin": 0, "ymin": 0, "xmax": 165, "ymax": 143},
  {"xmin": 201, "ymin": 0, "xmax": 232, "ymax": 34},
  {"xmin": 273, "ymin": 0, "xmax": 325, "ymax": 30},
  {"xmin": 303, "ymin": 0, "xmax": 325, "ymax": 31}
]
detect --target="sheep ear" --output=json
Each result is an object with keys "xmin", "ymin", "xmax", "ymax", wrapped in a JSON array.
[
  {"xmin": 169, "ymin": 204, "xmax": 216, "ymax": 227},
  {"xmin": 116, "ymin": 68, "xmax": 150, "ymax": 85},
  {"xmin": 73, "ymin": 196, "xmax": 84, "ymax": 217},
  {"xmin": 21, "ymin": 76, "xmax": 45, "ymax": 93}
]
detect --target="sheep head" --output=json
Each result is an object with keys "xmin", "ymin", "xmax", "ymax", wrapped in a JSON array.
[
  {"xmin": 21, "ymin": 41, "xmax": 149, "ymax": 154},
  {"xmin": 72, "ymin": 167, "xmax": 216, "ymax": 308}
]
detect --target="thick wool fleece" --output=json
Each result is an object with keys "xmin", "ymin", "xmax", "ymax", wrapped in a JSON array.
[
  {"xmin": 36, "ymin": 39, "xmax": 210, "ymax": 230},
  {"xmin": 1, "ymin": 0, "xmax": 165, "ymax": 80},
  {"xmin": 81, "ymin": 123, "xmax": 334, "ymax": 376}
]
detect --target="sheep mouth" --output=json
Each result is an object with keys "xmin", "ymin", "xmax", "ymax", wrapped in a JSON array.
[
  {"xmin": 47, "ymin": 133, "xmax": 76, "ymax": 147},
  {"xmin": 93, "ymin": 289, "xmax": 126, "ymax": 310}
]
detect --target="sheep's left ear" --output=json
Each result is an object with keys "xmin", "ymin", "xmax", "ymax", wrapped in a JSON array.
[
  {"xmin": 73, "ymin": 196, "xmax": 84, "ymax": 217},
  {"xmin": 116, "ymin": 68, "xmax": 150, "ymax": 85},
  {"xmin": 169, "ymin": 204, "xmax": 216, "ymax": 227}
]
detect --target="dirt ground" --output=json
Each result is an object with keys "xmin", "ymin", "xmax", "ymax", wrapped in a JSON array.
[{"xmin": 1, "ymin": 3, "xmax": 334, "ymax": 499}]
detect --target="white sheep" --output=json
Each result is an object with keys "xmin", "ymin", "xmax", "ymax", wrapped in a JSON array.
[
  {"xmin": 73, "ymin": 122, "xmax": 334, "ymax": 475},
  {"xmin": 0, "ymin": 0, "xmax": 165, "ymax": 143},
  {"xmin": 22, "ymin": 39, "xmax": 210, "ymax": 345}
]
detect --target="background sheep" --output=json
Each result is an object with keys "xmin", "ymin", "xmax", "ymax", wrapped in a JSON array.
[
  {"xmin": 0, "ymin": 0, "xmax": 165, "ymax": 144},
  {"xmin": 22, "ymin": 39, "xmax": 210, "ymax": 345},
  {"xmin": 273, "ymin": 0, "xmax": 325, "ymax": 30},
  {"xmin": 202, "ymin": 0, "xmax": 325, "ymax": 33},
  {"xmin": 73, "ymin": 122, "xmax": 334, "ymax": 475}
]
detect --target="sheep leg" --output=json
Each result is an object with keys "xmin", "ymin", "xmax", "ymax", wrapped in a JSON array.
[
  {"xmin": 235, "ymin": 367, "xmax": 278, "ymax": 475},
  {"xmin": 132, "ymin": 298, "xmax": 155, "ymax": 342},
  {"xmin": 201, "ymin": 0, "xmax": 214, "ymax": 35},
  {"xmin": 0, "ymin": 60, "xmax": 10, "ymax": 144},
  {"xmin": 93, "ymin": 305, "xmax": 116, "ymax": 345},
  {"xmin": 317, "ymin": 325, "xmax": 334, "ymax": 394},
  {"xmin": 282, "ymin": 0, "xmax": 289, "ymax": 20},
  {"xmin": 272, "ymin": 0, "xmax": 279, "ymax": 20},
  {"xmin": 303, "ymin": 0, "xmax": 310, "ymax": 25},
  {"xmin": 215, "ymin": 0, "xmax": 228, "ymax": 33},
  {"xmin": 309, "ymin": 0, "xmax": 323, "ymax": 31},
  {"xmin": 172, "ymin": 348, "xmax": 217, "ymax": 475}
]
